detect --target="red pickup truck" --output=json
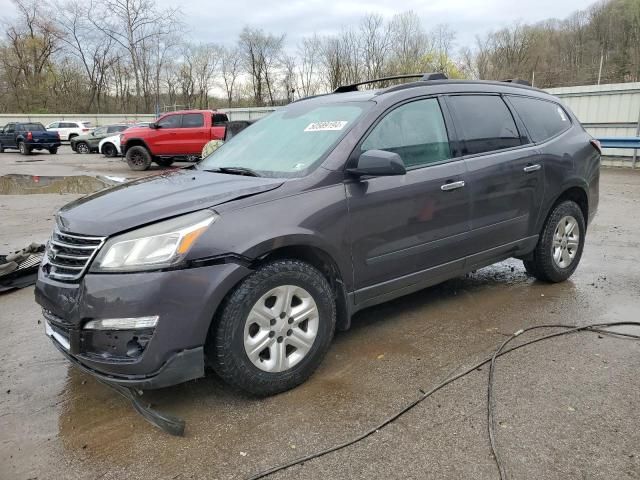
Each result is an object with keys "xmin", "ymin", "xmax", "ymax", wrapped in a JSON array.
[{"xmin": 122, "ymin": 110, "xmax": 228, "ymax": 170}]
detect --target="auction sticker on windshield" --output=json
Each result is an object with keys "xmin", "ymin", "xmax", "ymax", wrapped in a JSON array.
[{"xmin": 304, "ymin": 121, "xmax": 348, "ymax": 132}]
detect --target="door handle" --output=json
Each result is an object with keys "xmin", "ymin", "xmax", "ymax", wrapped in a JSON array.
[
  {"xmin": 441, "ymin": 180, "xmax": 465, "ymax": 191},
  {"xmin": 523, "ymin": 164, "xmax": 541, "ymax": 173}
]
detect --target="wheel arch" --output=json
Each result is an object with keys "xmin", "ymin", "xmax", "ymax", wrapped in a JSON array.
[
  {"xmin": 545, "ymin": 184, "xmax": 589, "ymax": 230},
  {"xmin": 251, "ymin": 244, "xmax": 351, "ymax": 331},
  {"xmin": 123, "ymin": 138, "xmax": 150, "ymax": 155}
]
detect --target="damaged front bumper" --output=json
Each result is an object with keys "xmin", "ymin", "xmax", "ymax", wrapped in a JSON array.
[{"xmin": 35, "ymin": 261, "xmax": 252, "ymax": 389}]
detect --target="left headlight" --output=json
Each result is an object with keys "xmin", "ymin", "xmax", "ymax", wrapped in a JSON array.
[{"xmin": 91, "ymin": 209, "xmax": 217, "ymax": 273}]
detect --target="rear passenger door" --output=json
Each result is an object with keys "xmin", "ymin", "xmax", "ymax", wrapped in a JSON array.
[
  {"xmin": 346, "ymin": 97, "xmax": 471, "ymax": 304},
  {"xmin": 181, "ymin": 113, "xmax": 207, "ymax": 154},
  {"xmin": 446, "ymin": 94, "xmax": 544, "ymax": 264}
]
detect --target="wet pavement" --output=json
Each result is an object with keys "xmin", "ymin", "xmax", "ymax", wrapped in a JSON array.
[{"xmin": 1, "ymin": 153, "xmax": 639, "ymax": 479}]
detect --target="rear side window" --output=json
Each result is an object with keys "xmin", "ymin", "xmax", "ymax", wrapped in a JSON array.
[
  {"xmin": 182, "ymin": 113, "xmax": 204, "ymax": 128},
  {"xmin": 213, "ymin": 113, "xmax": 228, "ymax": 126},
  {"xmin": 448, "ymin": 95, "xmax": 521, "ymax": 155},
  {"xmin": 62, "ymin": 122, "xmax": 77, "ymax": 128},
  {"xmin": 107, "ymin": 125, "xmax": 127, "ymax": 134},
  {"xmin": 361, "ymin": 98, "xmax": 451, "ymax": 169},
  {"xmin": 508, "ymin": 96, "xmax": 571, "ymax": 142}
]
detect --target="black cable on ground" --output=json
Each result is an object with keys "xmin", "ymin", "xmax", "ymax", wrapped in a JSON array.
[{"xmin": 246, "ymin": 321, "xmax": 640, "ymax": 480}]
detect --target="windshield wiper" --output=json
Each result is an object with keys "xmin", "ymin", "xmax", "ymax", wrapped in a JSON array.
[{"xmin": 203, "ymin": 166, "xmax": 261, "ymax": 177}]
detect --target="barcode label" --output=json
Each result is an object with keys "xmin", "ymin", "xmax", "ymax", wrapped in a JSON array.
[{"xmin": 304, "ymin": 121, "xmax": 348, "ymax": 132}]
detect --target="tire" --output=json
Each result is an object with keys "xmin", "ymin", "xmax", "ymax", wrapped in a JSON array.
[
  {"xmin": 68, "ymin": 134, "xmax": 78, "ymax": 142},
  {"xmin": 155, "ymin": 158, "xmax": 174, "ymax": 167},
  {"xmin": 0, "ymin": 142, "xmax": 4, "ymax": 153},
  {"xmin": 126, "ymin": 145, "xmax": 152, "ymax": 171},
  {"xmin": 102, "ymin": 143, "xmax": 117, "ymax": 157},
  {"xmin": 210, "ymin": 260, "xmax": 336, "ymax": 396},
  {"xmin": 48, "ymin": 147, "xmax": 58, "ymax": 154},
  {"xmin": 75, "ymin": 142, "xmax": 90, "ymax": 154},
  {"xmin": 18, "ymin": 142, "xmax": 30, "ymax": 155},
  {"xmin": 523, "ymin": 200, "xmax": 586, "ymax": 283}
]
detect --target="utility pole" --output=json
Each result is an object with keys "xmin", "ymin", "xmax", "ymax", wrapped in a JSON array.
[{"xmin": 531, "ymin": 71, "xmax": 535, "ymax": 87}]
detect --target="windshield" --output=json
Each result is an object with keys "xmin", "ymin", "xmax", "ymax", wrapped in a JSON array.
[{"xmin": 198, "ymin": 102, "xmax": 370, "ymax": 178}]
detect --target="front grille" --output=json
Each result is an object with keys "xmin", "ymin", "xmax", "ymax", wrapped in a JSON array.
[{"xmin": 46, "ymin": 229, "xmax": 105, "ymax": 281}]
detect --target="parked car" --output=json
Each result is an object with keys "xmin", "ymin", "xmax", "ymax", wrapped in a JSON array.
[
  {"xmin": 99, "ymin": 123, "xmax": 151, "ymax": 157},
  {"xmin": 200, "ymin": 120, "xmax": 257, "ymax": 159},
  {"xmin": 0, "ymin": 122, "xmax": 61, "ymax": 154},
  {"xmin": 71, "ymin": 124, "xmax": 129, "ymax": 154},
  {"xmin": 36, "ymin": 74, "xmax": 600, "ymax": 397},
  {"xmin": 121, "ymin": 110, "xmax": 228, "ymax": 170},
  {"xmin": 46, "ymin": 121, "xmax": 93, "ymax": 141}
]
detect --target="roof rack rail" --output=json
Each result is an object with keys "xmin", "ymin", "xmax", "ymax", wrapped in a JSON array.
[
  {"xmin": 333, "ymin": 73, "xmax": 448, "ymax": 93},
  {"xmin": 502, "ymin": 78, "xmax": 532, "ymax": 86}
]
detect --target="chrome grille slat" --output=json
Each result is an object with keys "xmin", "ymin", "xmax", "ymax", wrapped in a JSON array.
[
  {"xmin": 46, "ymin": 229, "xmax": 106, "ymax": 281},
  {"xmin": 50, "ymin": 239, "xmax": 100, "ymax": 250}
]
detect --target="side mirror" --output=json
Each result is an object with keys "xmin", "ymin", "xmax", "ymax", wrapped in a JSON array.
[
  {"xmin": 150, "ymin": 122, "xmax": 159, "ymax": 129},
  {"xmin": 347, "ymin": 150, "xmax": 406, "ymax": 177}
]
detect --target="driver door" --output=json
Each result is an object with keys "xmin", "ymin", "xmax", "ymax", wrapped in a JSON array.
[{"xmin": 346, "ymin": 97, "xmax": 471, "ymax": 304}]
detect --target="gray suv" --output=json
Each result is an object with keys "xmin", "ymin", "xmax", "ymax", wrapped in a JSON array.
[{"xmin": 35, "ymin": 74, "xmax": 600, "ymax": 396}]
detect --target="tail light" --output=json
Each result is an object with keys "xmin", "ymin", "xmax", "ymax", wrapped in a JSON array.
[
  {"xmin": 82, "ymin": 128, "xmax": 90, "ymax": 132},
  {"xmin": 590, "ymin": 139, "xmax": 602, "ymax": 154},
  {"xmin": 26, "ymin": 131, "xmax": 33, "ymax": 141},
  {"xmin": 55, "ymin": 132, "xmax": 60, "ymax": 139}
]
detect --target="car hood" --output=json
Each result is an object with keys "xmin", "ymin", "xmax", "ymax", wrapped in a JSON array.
[{"xmin": 57, "ymin": 169, "xmax": 285, "ymax": 236}]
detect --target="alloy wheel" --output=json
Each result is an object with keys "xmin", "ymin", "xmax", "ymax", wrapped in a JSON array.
[{"xmin": 552, "ymin": 215, "xmax": 580, "ymax": 268}]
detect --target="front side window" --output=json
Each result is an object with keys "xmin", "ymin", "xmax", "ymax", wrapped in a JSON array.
[
  {"xmin": 48, "ymin": 122, "xmax": 59, "ymax": 128},
  {"xmin": 448, "ymin": 95, "xmax": 522, "ymax": 155},
  {"xmin": 199, "ymin": 102, "xmax": 369, "ymax": 178},
  {"xmin": 157, "ymin": 114, "xmax": 181, "ymax": 128},
  {"xmin": 508, "ymin": 96, "xmax": 571, "ymax": 143},
  {"xmin": 361, "ymin": 98, "xmax": 451, "ymax": 168},
  {"xmin": 182, "ymin": 113, "xmax": 204, "ymax": 128},
  {"xmin": 4, "ymin": 124, "xmax": 15, "ymax": 133}
]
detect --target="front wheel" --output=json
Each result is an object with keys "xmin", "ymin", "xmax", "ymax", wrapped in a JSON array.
[
  {"xmin": 523, "ymin": 200, "xmax": 586, "ymax": 283},
  {"xmin": 209, "ymin": 260, "xmax": 336, "ymax": 396},
  {"xmin": 126, "ymin": 146, "xmax": 152, "ymax": 171}
]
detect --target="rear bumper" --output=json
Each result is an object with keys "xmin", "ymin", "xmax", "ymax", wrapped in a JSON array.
[{"xmin": 27, "ymin": 141, "xmax": 61, "ymax": 149}]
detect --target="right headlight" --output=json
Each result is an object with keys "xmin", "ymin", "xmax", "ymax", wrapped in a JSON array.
[{"xmin": 91, "ymin": 209, "xmax": 217, "ymax": 273}]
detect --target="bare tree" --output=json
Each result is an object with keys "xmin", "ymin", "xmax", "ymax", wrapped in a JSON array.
[
  {"xmin": 89, "ymin": 0, "xmax": 180, "ymax": 111},
  {"xmin": 238, "ymin": 27, "xmax": 284, "ymax": 106},
  {"xmin": 359, "ymin": 13, "xmax": 391, "ymax": 82},
  {"xmin": 297, "ymin": 34, "xmax": 321, "ymax": 97},
  {"xmin": 220, "ymin": 46, "xmax": 241, "ymax": 107}
]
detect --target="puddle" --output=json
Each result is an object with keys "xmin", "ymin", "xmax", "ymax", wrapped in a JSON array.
[{"xmin": 0, "ymin": 174, "xmax": 119, "ymax": 195}]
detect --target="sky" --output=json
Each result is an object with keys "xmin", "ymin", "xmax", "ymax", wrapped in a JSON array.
[
  {"xmin": 0, "ymin": 0, "xmax": 594, "ymax": 52},
  {"xmin": 167, "ymin": 0, "xmax": 592, "ymax": 50}
]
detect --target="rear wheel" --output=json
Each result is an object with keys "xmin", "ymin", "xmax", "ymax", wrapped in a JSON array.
[
  {"xmin": 75, "ymin": 142, "xmax": 90, "ymax": 154},
  {"xmin": 210, "ymin": 260, "xmax": 336, "ymax": 396},
  {"xmin": 0, "ymin": 142, "xmax": 4, "ymax": 153},
  {"xmin": 126, "ymin": 145, "xmax": 152, "ymax": 171},
  {"xmin": 523, "ymin": 200, "xmax": 585, "ymax": 283},
  {"xmin": 18, "ymin": 142, "xmax": 30, "ymax": 155},
  {"xmin": 155, "ymin": 158, "xmax": 174, "ymax": 167},
  {"xmin": 102, "ymin": 143, "xmax": 117, "ymax": 157},
  {"xmin": 48, "ymin": 147, "xmax": 58, "ymax": 154}
]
